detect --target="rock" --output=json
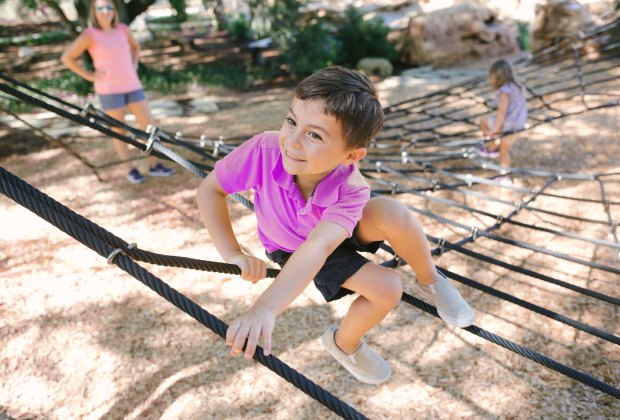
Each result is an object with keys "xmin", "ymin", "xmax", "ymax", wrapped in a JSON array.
[
  {"xmin": 531, "ymin": 0, "xmax": 593, "ymax": 51},
  {"xmin": 356, "ymin": 57, "xmax": 394, "ymax": 77},
  {"xmin": 397, "ymin": 3, "xmax": 519, "ymax": 66}
]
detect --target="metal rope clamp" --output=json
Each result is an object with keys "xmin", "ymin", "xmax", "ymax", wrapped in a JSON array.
[
  {"xmin": 142, "ymin": 126, "xmax": 161, "ymax": 155},
  {"xmin": 107, "ymin": 243, "xmax": 137, "ymax": 265},
  {"xmin": 437, "ymin": 238, "xmax": 446, "ymax": 255},
  {"xmin": 471, "ymin": 226, "xmax": 479, "ymax": 241},
  {"xmin": 390, "ymin": 181, "xmax": 397, "ymax": 195},
  {"xmin": 79, "ymin": 102, "xmax": 95, "ymax": 118},
  {"xmin": 212, "ymin": 138, "xmax": 224, "ymax": 157}
]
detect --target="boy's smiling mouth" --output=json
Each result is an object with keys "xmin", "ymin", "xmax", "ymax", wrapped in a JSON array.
[{"xmin": 285, "ymin": 149, "xmax": 305, "ymax": 161}]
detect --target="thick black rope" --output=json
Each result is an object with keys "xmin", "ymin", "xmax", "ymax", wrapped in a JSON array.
[
  {"xmin": 3, "ymin": 167, "xmax": 619, "ymax": 400},
  {"xmin": 0, "ymin": 166, "xmax": 366, "ymax": 420},
  {"xmin": 400, "ymin": 284, "xmax": 620, "ymax": 399},
  {"xmin": 367, "ymin": 175, "xmax": 620, "ymax": 275},
  {"xmin": 370, "ymin": 168, "xmax": 620, "ymax": 252}
]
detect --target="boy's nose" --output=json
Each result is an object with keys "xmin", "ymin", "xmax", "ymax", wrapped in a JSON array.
[{"xmin": 286, "ymin": 132, "xmax": 302, "ymax": 148}]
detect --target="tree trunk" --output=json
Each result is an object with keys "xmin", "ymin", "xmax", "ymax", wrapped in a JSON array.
[{"xmin": 43, "ymin": 0, "xmax": 78, "ymax": 36}]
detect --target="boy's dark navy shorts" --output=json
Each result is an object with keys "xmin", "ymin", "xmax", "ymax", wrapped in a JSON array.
[{"xmin": 266, "ymin": 230, "xmax": 383, "ymax": 302}]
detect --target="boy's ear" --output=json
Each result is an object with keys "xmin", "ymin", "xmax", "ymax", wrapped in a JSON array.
[{"xmin": 346, "ymin": 147, "xmax": 367, "ymax": 163}]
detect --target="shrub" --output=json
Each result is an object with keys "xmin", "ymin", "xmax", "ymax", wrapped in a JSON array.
[
  {"xmin": 336, "ymin": 6, "xmax": 396, "ymax": 67},
  {"xmin": 281, "ymin": 22, "xmax": 339, "ymax": 78},
  {"xmin": 226, "ymin": 14, "xmax": 252, "ymax": 41}
]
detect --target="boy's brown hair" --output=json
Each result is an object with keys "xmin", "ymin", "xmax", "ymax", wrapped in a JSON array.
[
  {"xmin": 89, "ymin": 0, "xmax": 119, "ymax": 30},
  {"xmin": 295, "ymin": 65, "xmax": 383, "ymax": 150}
]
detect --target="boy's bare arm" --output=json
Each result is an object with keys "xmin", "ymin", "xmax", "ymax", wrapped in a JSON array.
[
  {"xmin": 227, "ymin": 221, "xmax": 348, "ymax": 359},
  {"xmin": 197, "ymin": 172, "xmax": 266, "ymax": 281}
]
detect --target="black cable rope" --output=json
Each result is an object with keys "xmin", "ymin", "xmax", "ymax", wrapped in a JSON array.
[
  {"xmin": 371, "ymin": 178, "xmax": 620, "ymax": 278},
  {"xmin": 427, "ymin": 237, "xmax": 620, "ymax": 306},
  {"xmin": 596, "ymin": 176, "xmax": 620, "ymax": 250},
  {"xmin": 0, "ymin": 167, "xmax": 366, "ymax": 420},
  {"xmin": 3, "ymin": 167, "xmax": 619, "ymax": 400},
  {"xmin": 0, "ymin": 72, "xmax": 233, "ymax": 158},
  {"xmin": 419, "ymin": 159, "xmax": 620, "ymax": 207},
  {"xmin": 361, "ymin": 166, "xmax": 620, "ymax": 250},
  {"xmin": 401, "ymin": 289, "xmax": 620, "ymax": 399}
]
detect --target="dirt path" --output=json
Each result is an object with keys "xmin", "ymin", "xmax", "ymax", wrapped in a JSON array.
[{"xmin": 1, "ymin": 69, "xmax": 619, "ymax": 419}]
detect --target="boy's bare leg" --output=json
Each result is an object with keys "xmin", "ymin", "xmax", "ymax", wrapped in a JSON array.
[
  {"xmin": 356, "ymin": 197, "xmax": 437, "ymax": 285},
  {"xmin": 336, "ymin": 263, "xmax": 402, "ymax": 353},
  {"xmin": 356, "ymin": 197, "xmax": 475, "ymax": 327}
]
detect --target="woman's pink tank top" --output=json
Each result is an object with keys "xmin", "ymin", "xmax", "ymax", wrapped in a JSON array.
[{"xmin": 85, "ymin": 24, "xmax": 143, "ymax": 95}]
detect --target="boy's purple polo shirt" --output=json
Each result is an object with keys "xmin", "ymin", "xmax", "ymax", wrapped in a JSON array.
[{"xmin": 214, "ymin": 131, "xmax": 370, "ymax": 253}]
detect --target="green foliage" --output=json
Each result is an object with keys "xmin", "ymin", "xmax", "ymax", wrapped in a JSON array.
[
  {"xmin": 37, "ymin": 70, "xmax": 93, "ymax": 96},
  {"xmin": 168, "ymin": 0, "xmax": 187, "ymax": 22},
  {"xmin": 336, "ymin": 6, "xmax": 396, "ymax": 67},
  {"xmin": 226, "ymin": 15, "xmax": 251, "ymax": 41},
  {"xmin": 281, "ymin": 23, "xmax": 339, "ymax": 78}
]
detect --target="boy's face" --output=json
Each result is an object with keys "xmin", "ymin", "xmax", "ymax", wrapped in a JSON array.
[{"xmin": 278, "ymin": 98, "xmax": 366, "ymax": 184}]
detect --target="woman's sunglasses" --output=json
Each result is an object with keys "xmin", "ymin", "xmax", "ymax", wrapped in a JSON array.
[{"xmin": 96, "ymin": 5, "xmax": 114, "ymax": 12}]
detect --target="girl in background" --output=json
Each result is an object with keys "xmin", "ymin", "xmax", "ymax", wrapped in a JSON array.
[
  {"xmin": 61, "ymin": 0, "xmax": 175, "ymax": 184},
  {"xmin": 478, "ymin": 59, "xmax": 528, "ymax": 186}
]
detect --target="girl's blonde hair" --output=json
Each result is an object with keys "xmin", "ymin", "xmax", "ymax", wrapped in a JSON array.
[
  {"xmin": 89, "ymin": 0, "xmax": 118, "ymax": 30},
  {"xmin": 488, "ymin": 59, "xmax": 521, "ymax": 90}
]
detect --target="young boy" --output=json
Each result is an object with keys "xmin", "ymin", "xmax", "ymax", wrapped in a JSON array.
[{"xmin": 197, "ymin": 66, "xmax": 474, "ymax": 384}]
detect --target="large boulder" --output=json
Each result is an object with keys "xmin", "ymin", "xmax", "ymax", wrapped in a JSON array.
[
  {"xmin": 530, "ymin": 0, "xmax": 593, "ymax": 51},
  {"xmin": 397, "ymin": 3, "xmax": 519, "ymax": 66}
]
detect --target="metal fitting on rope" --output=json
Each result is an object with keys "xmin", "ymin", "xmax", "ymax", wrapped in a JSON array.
[
  {"xmin": 466, "ymin": 173, "xmax": 473, "ymax": 187},
  {"xmin": 213, "ymin": 137, "xmax": 224, "ymax": 157},
  {"xmin": 107, "ymin": 243, "xmax": 137, "ymax": 265},
  {"xmin": 431, "ymin": 179, "xmax": 439, "ymax": 192},
  {"xmin": 437, "ymin": 238, "xmax": 446, "ymax": 255},
  {"xmin": 79, "ymin": 102, "xmax": 94, "ymax": 118},
  {"xmin": 471, "ymin": 226, "xmax": 479, "ymax": 241},
  {"xmin": 375, "ymin": 161, "xmax": 382, "ymax": 173},
  {"xmin": 390, "ymin": 181, "xmax": 397, "ymax": 195},
  {"xmin": 556, "ymin": 173, "xmax": 563, "ymax": 181},
  {"xmin": 496, "ymin": 214, "xmax": 504, "ymax": 224},
  {"xmin": 199, "ymin": 135, "xmax": 208, "ymax": 148},
  {"xmin": 175, "ymin": 131, "xmax": 182, "ymax": 140},
  {"xmin": 401, "ymin": 150, "xmax": 409, "ymax": 164},
  {"xmin": 143, "ymin": 126, "xmax": 161, "ymax": 155}
]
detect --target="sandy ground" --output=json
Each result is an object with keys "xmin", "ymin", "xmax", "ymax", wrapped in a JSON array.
[{"xmin": 1, "ymin": 66, "xmax": 619, "ymax": 419}]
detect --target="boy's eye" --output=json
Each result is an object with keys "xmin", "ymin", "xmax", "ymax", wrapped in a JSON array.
[
  {"xmin": 285, "ymin": 117, "xmax": 296, "ymax": 126},
  {"xmin": 308, "ymin": 131, "xmax": 323, "ymax": 141}
]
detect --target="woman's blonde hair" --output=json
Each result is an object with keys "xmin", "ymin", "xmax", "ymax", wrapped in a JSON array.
[
  {"xmin": 488, "ymin": 59, "xmax": 521, "ymax": 90},
  {"xmin": 89, "ymin": 0, "xmax": 118, "ymax": 30}
]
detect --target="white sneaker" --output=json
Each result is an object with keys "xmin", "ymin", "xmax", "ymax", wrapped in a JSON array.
[
  {"xmin": 321, "ymin": 326, "xmax": 391, "ymax": 385},
  {"xmin": 412, "ymin": 271, "xmax": 475, "ymax": 327}
]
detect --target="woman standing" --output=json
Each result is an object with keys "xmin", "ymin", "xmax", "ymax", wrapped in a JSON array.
[{"xmin": 61, "ymin": 0, "xmax": 175, "ymax": 183}]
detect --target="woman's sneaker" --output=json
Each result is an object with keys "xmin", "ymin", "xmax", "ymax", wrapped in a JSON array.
[
  {"xmin": 412, "ymin": 271, "xmax": 475, "ymax": 328},
  {"xmin": 127, "ymin": 167, "xmax": 146, "ymax": 184},
  {"xmin": 148, "ymin": 163, "xmax": 175, "ymax": 177},
  {"xmin": 321, "ymin": 326, "xmax": 391, "ymax": 384}
]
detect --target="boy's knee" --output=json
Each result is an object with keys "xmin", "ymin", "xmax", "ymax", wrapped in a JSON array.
[
  {"xmin": 382, "ymin": 272, "xmax": 403, "ymax": 307},
  {"xmin": 364, "ymin": 197, "xmax": 409, "ymax": 229}
]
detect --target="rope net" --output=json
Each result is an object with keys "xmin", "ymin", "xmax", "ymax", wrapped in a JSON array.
[{"xmin": 1, "ymin": 12, "xmax": 619, "ymax": 417}]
